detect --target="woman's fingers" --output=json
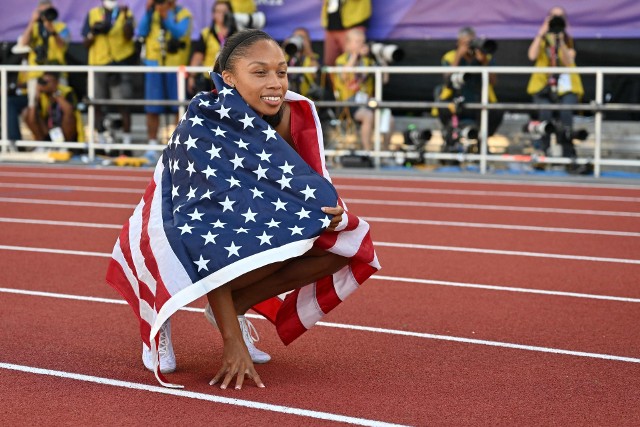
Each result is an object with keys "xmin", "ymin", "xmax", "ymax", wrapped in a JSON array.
[{"xmin": 322, "ymin": 205, "xmax": 345, "ymax": 232}]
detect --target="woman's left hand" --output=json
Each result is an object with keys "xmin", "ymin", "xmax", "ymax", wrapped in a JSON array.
[{"xmin": 321, "ymin": 205, "xmax": 344, "ymax": 231}]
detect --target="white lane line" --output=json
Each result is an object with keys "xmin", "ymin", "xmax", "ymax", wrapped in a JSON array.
[
  {"xmin": 0, "ymin": 183, "xmax": 142, "ymax": 193},
  {"xmin": 337, "ymin": 184, "xmax": 640, "ymax": 203},
  {"xmin": 2, "ymin": 287, "xmax": 639, "ymax": 365},
  {"xmin": 0, "ymin": 171, "xmax": 149, "ymax": 182},
  {"xmin": 2, "ymin": 216, "xmax": 637, "ymax": 238},
  {"xmin": 362, "ymin": 216, "xmax": 640, "ymax": 237},
  {"xmin": 376, "ymin": 242, "xmax": 640, "ymax": 264},
  {"xmin": 2, "ymin": 241, "xmax": 638, "ymax": 265},
  {"xmin": 346, "ymin": 198, "xmax": 640, "ymax": 217},
  {"xmin": 0, "ymin": 197, "xmax": 136, "ymax": 209},
  {"xmin": 0, "ymin": 217, "xmax": 121, "ymax": 229},
  {"xmin": 0, "ymin": 363, "xmax": 405, "ymax": 427},
  {"xmin": 329, "ymin": 172, "xmax": 640, "ymax": 190},
  {"xmin": 2, "ymin": 195, "xmax": 638, "ymax": 218},
  {"xmin": 371, "ymin": 275, "xmax": 640, "ymax": 303},
  {"xmin": 0, "ymin": 245, "xmax": 110, "ymax": 258}
]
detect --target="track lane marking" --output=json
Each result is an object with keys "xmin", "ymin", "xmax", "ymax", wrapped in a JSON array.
[
  {"xmin": 0, "ymin": 171, "xmax": 149, "ymax": 182},
  {"xmin": 2, "ymin": 287, "xmax": 639, "ymax": 365},
  {"xmin": 2, "ymin": 181, "xmax": 638, "ymax": 202},
  {"xmin": 0, "ymin": 363, "xmax": 406, "ymax": 427},
  {"xmin": 2, "ymin": 241, "xmax": 639, "ymax": 265},
  {"xmin": 336, "ymin": 184, "xmax": 640, "ymax": 203},
  {"xmin": 1, "ymin": 196, "xmax": 638, "ymax": 217},
  {"xmin": 1, "ymin": 216, "xmax": 637, "ymax": 238}
]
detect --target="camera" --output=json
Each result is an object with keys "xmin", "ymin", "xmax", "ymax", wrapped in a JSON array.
[
  {"xmin": 469, "ymin": 38, "xmax": 497, "ymax": 55},
  {"xmin": 448, "ymin": 72, "xmax": 469, "ymax": 90},
  {"xmin": 39, "ymin": 7, "xmax": 58, "ymax": 22},
  {"xmin": 91, "ymin": 21, "xmax": 112, "ymax": 35},
  {"xmin": 284, "ymin": 35, "xmax": 304, "ymax": 57},
  {"xmin": 166, "ymin": 38, "xmax": 186, "ymax": 54},
  {"xmin": 34, "ymin": 44, "xmax": 48, "ymax": 64},
  {"xmin": 524, "ymin": 120, "xmax": 555, "ymax": 136},
  {"xmin": 234, "ymin": 12, "xmax": 266, "ymax": 31},
  {"xmin": 153, "ymin": 0, "xmax": 167, "ymax": 5},
  {"xmin": 548, "ymin": 16, "xmax": 566, "ymax": 34},
  {"xmin": 369, "ymin": 42, "xmax": 404, "ymax": 64},
  {"xmin": 403, "ymin": 126, "xmax": 432, "ymax": 151}
]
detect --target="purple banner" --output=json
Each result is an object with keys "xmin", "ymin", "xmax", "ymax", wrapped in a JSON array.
[{"xmin": 1, "ymin": 0, "xmax": 639, "ymax": 43}]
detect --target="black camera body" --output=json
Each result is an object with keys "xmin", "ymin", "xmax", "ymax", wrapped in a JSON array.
[
  {"xmin": 166, "ymin": 38, "xmax": 186, "ymax": 54},
  {"xmin": 92, "ymin": 21, "xmax": 112, "ymax": 35},
  {"xmin": 284, "ymin": 35, "xmax": 304, "ymax": 57},
  {"xmin": 548, "ymin": 16, "xmax": 566, "ymax": 34},
  {"xmin": 153, "ymin": 0, "xmax": 168, "ymax": 5},
  {"xmin": 40, "ymin": 7, "xmax": 58, "ymax": 22},
  {"xmin": 469, "ymin": 38, "xmax": 497, "ymax": 55}
]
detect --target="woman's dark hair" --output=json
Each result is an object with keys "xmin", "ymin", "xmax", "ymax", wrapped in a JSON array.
[{"xmin": 213, "ymin": 29, "xmax": 276, "ymax": 73}]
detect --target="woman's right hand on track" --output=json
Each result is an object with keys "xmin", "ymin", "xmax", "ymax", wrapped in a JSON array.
[{"xmin": 209, "ymin": 338, "xmax": 265, "ymax": 390}]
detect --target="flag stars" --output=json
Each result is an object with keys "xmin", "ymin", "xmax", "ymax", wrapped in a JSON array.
[
  {"xmin": 198, "ymin": 98, "xmax": 211, "ymax": 107},
  {"xmin": 239, "ymin": 113, "xmax": 255, "ymax": 129},
  {"xmin": 203, "ymin": 165, "xmax": 217, "ymax": 179},
  {"xmin": 171, "ymin": 185, "xmax": 180, "ymax": 199},
  {"xmin": 234, "ymin": 227, "xmax": 249, "ymax": 234},
  {"xmin": 300, "ymin": 185, "xmax": 317, "ymax": 201},
  {"xmin": 250, "ymin": 187, "xmax": 264, "ymax": 199},
  {"xmin": 226, "ymin": 175, "xmax": 241, "ymax": 188},
  {"xmin": 184, "ymin": 134, "xmax": 199, "ymax": 150},
  {"xmin": 225, "ymin": 241, "xmax": 241, "ymax": 257},
  {"xmin": 212, "ymin": 126, "xmax": 227, "ymax": 137},
  {"xmin": 188, "ymin": 115, "xmax": 204, "ymax": 127},
  {"xmin": 219, "ymin": 196, "xmax": 235, "ymax": 212},
  {"xmin": 216, "ymin": 105, "xmax": 231, "ymax": 119},
  {"xmin": 186, "ymin": 186, "xmax": 197, "ymax": 200},
  {"xmin": 257, "ymin": 150, "xmax": 272, "ymax": 162},
  {"xmin": 319, "ymin": 215, "xmax": 332, "ymax": 228},
  {"xmin": 253, "ymin": 164, "xmax": 269, "ymax": 180},
  {"xmin": 279, "ymin": 161, "xmax": 294, "ymax": 175},
  {"xmin": 234, "ymin": 138, "xmax": 249, "ymax": 150},
  {"xmin": 200, "ymin": 189, "xmax": 213, "ymax": 200},
  {"xmin": 201, "ymin": 232, "xmax": 219, "ymax": 245},
  {"xmin": 171, "ymin": 159, "xmax": 181, "ymax": 173},
  {"xmin": 265, "ymin": 218, "xmax": 281, "ymax": 228},
  {"xmin": 229, "ymin": 153, "xmax": 245, "ymax": 170},
  {"xmin": 188, "ymin": 208, "xmax": 204, "ymax": 221},
  {"xmin": 178, "ymin": 223, "xmax": 194, "ymax": 235},
  {"xmin": 241, "ymin": 208, "xmax": 257, "ymax": 223},
  {"xmin": 219, "ymin": 86, "xmax": 234, "ymax": 97},
  {"xmin": 288, "ymin": 225, "xmax": 304, "ymax": 236},
  {"xmin": 211, "ymin": 219, "xmax": 226, "ymax": 228},
  {"xmin": 207, "ymin": 144, "xmax": 222, "ymax": 160},
  {"xmin": 186, "ymin": 161, "xmax": 196, "ymax": 176},
  {"xmin": 262, "ymin": 127, "xmax": 277, "ymax": 141},
  {"xmin": 295, "ymin": 207, "xmax": 311, "ymax": 220},
  {"xmin": 276, "ymin": 174, "xmax": 292, "ymax": 190},
  {"xmin": 193, "ymin": 255, "xmax": 210, "ymax": 272},
  {"xmin": 271, "ymin": 198, "xmax": 287, "ymax": 211},
  {"xmin": 256, "ymin": 231, "xmax": 273, "ymax": 246}
]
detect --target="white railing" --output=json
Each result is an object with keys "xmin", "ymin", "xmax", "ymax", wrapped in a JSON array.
[{"xmin": 2, "ymin": 64, "xmax": 640, "ymax": 177}]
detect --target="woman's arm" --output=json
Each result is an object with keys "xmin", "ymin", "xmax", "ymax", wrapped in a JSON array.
[{"xmin": 528, "ymin": 17, "xmax": 550, "ymax": 62}]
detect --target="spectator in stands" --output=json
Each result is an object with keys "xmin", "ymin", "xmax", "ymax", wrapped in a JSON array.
[
  {"xmin": 527, "ymin": 6, "xmax": 583, "ymax": 158},
  {"xmin": 25, "ymin": 71, "xmax": 84, "ymax": 146},
  {"xmin": 19, "ymin": 0, "xmax": 71, "ymax": 108},
  {"xmin": 137, "ymin": 0, "xmax": 192, "ymax": 152},
  {"xmin": 436, "ymin": 26, "xmax": 503, "ymax": 152},
  {"xmin": 321, "ymin": 0, "xmax": 371, "ymax": 66},
  {"xmin": 82, "ymin": 0, "xmax": 136, "ymax": 146},
  {"xmin": 187, "ymin": 0, "xmax": 236, "ymax": 97},
  {"xmin": 282, "ymin": 27, "xmax": 322, "ymax": 100},
  {"xmin": 333, "ymin": 27, "xmax": 394, "ymax": 152}
]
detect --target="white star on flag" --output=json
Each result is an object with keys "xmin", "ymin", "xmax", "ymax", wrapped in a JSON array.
[
  {"xmin": 198, "ymin": 99, "xmax": 211, "ymax": 107},
  {"xmin": 201, "ymin": 231, "xmax": 218, "ymax": 245},
  {"xmin": 319, "ymin": 216, "xmax": 332, "ymax": 228},
  {"xmin": 188, "ymin": 115, "xmax": 204, "ymax": 126},
  {"xmin": 200, "ymin": 189, "xmax": 213, "ymax": 200},
  {"xmin": 184, "ymin": 134, "xmax": 198, "ymax": 150},
  {"xmin": 279, "ymin": 161, "xmax": 294, "ymax": 175},
  {"xmin": 239, "ymin": 113, "xmax": 255, "ymax": 129},
  {"xmin": 178, "ymin": 223, "xmax": 194, "ymax": 235},
  {"xmin": 272, "ymin": 198, "xmax": 287, "ymax": 211},
  {"xmin": 265, "ymin": 218, "xmax": 281, "ymax": 228},
  {"xmin": 276, "ymin": 175, "xmax": 292, "ymax": 189},
  {"xmin": 295, "ymin": 207, "xmax": 311, "ymax": 220},
  {"xmin": 234, "ymin": 138, "xmax": 249, "ymax": 150},
  {"xmin": 216, "ymin": 105, "xmax": 231, "ymax": 119},
  {"xmin": 257, "ymin": 149, "xmax": 272, "ymax": 162},
  {"xmin": 186, "ymin": 161, "xmax": 196, "ymax": 176},
  {"xmin": 256, "ymin": 231, "xmax": 273, "ymax": 245},
  {"xmin": 171, "ymin": 185, "xmax": 180, "ymax": 199},
  {"xmin": 188, "ymin": 208, "xmax": 204, "ymax": 221},
  {"xmin": 300, "ymin": 185, "xmax": 317, "ymax": 201},
  {"xmin": 206, "ymin": 144, "xmax": 221, "ymax": 159},
  {"xmin": 253, "ymin": 164, "xmax": 269, "ymax": 180},
  {"xmin": 203, "ymin": 165, "xmax": 217, "ymax": 179},
  {"xmin": 212, "ymin": 126, "xmax": 227, "ymax": 137},
  {"xmin": 241, "ymin": 208, "xmax": 257, "ymax": 223},
  {"xmin": 288, "ymin": 225, "xmax": 304, "ymax": 236},
  {"xmin": 263, "ymin": 127, "xmax": 277, "ymax": 141},
  {"xmin": 225, "ymin": 241, "xmax": 241, "ymax": 257},
  {"xmin": 250, "ymin": 187, "xmax": 264, "ymax": 199},
  {"xmin": 229, "ymin": 153, "xmax": 244, "ymax": 170},
  {"xmin": 226, "ymin": 176, "xmax": 241, "ymax": 188},
  {"xmin": 219, "ymin": 196, "xmax": 235, "ymax": 212},
  {"xmin": 186, "ymin": 186, "xmax": 197, "ymax": 200},
  {"xmin": 219, "ymin": 86, "xmax": 234, "ymax": 96},
  {"xmin": 193, "ymin": 255, "xmax": 210, "ymax": 271},
  {"xmin": 211, "ymin": 219, "xmax": 226, "ymax": 228}
]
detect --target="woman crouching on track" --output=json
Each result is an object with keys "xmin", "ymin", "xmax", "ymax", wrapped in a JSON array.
[{"xmin": 106, "ymin": 29, "xmax": 380, "ymax": 390}]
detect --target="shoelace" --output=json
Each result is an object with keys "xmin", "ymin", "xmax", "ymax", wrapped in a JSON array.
[
  {"xmin": 239, "ymin": 317, "xmax": 260, "ymax": 344},
  {"xmin": 158, "ymin": 323, "xmax": 169, "ymax": 357}
]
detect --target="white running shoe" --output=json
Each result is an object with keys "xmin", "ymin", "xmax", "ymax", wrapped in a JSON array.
[
  {"xmin": 204, "ymin": 303, "xmax": 271, "ymax": 364},
  {"xmin": 141, "ymin": 319, "xmax": 176, "ymax": 373}
]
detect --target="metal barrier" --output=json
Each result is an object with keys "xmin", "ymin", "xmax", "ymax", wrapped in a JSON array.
[{"xmin": 1, "ymin": 64, "xmax": 640, "ymax": 177}]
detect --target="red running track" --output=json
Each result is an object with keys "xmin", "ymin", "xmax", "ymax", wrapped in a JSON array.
[{"xmin": 1, "ymin": 164, "xmax": 640, "ymax": 426}]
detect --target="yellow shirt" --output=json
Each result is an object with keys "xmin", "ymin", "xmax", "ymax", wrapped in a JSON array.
[
  {"xmin": 27, "ymin": 21, "xmax": 69, "ymax": 80},
  {"xmin": 527, "ymin": 35, "xmax": 584, "ymax": 97},
  {"xmin": 333, "ymin": 52, "xmax": 374, "ymax": 101},
  {"xmin": 144, "ymin": 6, "xmax": 192, "ymax": 66},
  {"xmin": 86, "ymin": 6, "xmax": 136, "ymax": 65},
  {"xmin": 321, "ymin": 0, "xmax": 371, "ymax": 29},
  {"xmin": 37, "ymin": 85, "xmax": 85, "ymax": 142}
]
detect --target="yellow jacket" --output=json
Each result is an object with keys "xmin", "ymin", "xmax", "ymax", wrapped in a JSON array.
[
  {"xmin": 27, "ymin": 21, "xmax": 69, "ymax": 80},
  {"xmin": 333, "ymin": 52, "xmax": 374, "ymax": 101},
  {"xmin": 86, "ymin": 6, "xmax": 136, "ymax": 65},
  {"xmin": 37, "ymin": 85, "xmax": 85, "ymax": 142},
  {"xmin": 143, "ymin": 6, "xmax": 192, "ymax": 66},
  {"xmin": 321, "ymin": 0, "xmax": 371, "ymax": 29},
  {"xmin": 527, "ymin": 35, "xmax": 583, "ymax": 97},
  {"xmin": 229, "ymin": 0, "xmax": 256, "ymax": 14}
]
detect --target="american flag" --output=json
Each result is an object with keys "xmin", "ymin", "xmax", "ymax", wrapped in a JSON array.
[{"xmin": 106, "ymin": 73, "xmax": 380, "ymax": 385}]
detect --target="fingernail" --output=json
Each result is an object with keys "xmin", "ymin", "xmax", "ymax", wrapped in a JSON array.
[
  {"xmin": 209, "ymin": 379, "xmax": 217, "ymax": 386},
  {"xmin": 259, "ymin": 384, "xmax": 266, "ymax": 388},
  {"xmin": 235, "ymin": 385, "xmax": 241, "ymax": 390},
  {"xmin": 220, "ymin": 384, "xmax": 226, "ymax": 390}
]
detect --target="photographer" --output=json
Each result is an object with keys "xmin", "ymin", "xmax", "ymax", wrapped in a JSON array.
[
  {"xmin": 25, "ymin": 71, "xmax": 84, "ymax": 147},
  {"xmin": 282, "ymin": 27, "xmax": 321, "ymax": 99},
  {"xmin": 137, "ymin": 0, "xmax": 192, "ymax": 151},
  {"xmin": 333, "ymin": 28, "xmax": 394, "ymax": 152},
  {"xmin": 527, "ymin": 7, "xmax": 583, "ymax": 159},
  {"xmin": 437, "ymin": 26, "xmax": 503, "ymax": 151},
  {"xmin": 82, "ymin": 0, "xmax": 136, "ymax": 146},
  {"xmin": 19, "ymin": 0, "xmax": 70, "ymax": 107},
  {"xmin": 188, "ymin": 0, "xmax": 236, "ymax": 97}
]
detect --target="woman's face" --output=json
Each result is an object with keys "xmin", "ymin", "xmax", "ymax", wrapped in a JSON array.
[
  {"xmin": 213, "ymin": 3, "xmax": 230, "ymax": 25},
  {"xmin": 223, "ymin": 40, "xmax": 289, "ymax": 117}
]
